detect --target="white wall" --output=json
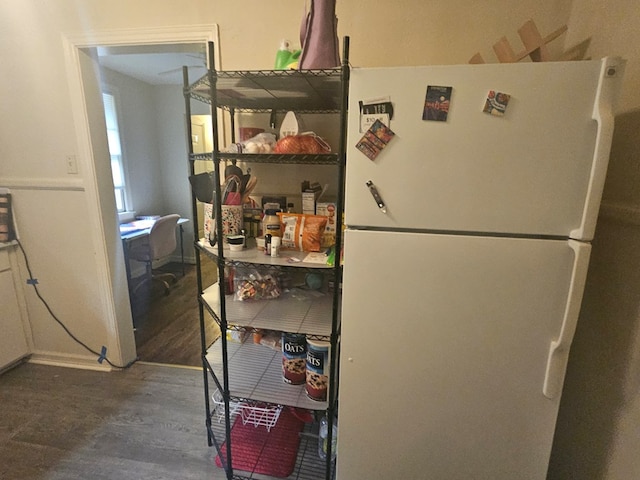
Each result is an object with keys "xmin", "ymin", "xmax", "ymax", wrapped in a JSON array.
[
  {"xmin": 101, "ymin": 66, "xmax": 165, "ymax": 216},
  {"xmin": 153, "ymin": 84, "xmax": 199, "ymax": 259}
]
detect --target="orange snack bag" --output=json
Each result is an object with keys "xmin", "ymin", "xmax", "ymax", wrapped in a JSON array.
[{"xmin": 278, "ymin": 213, "xmax": 328, "ymax": 252}]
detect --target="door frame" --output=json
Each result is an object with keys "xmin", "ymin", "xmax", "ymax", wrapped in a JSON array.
[{"xmin": 62, "ymin": 25, "xmax": 220, "ymax": 367}]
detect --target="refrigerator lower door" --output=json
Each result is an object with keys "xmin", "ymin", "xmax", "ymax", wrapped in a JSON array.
[{"xmin": 336, "ymin": 229, "xmax": 590, "ymax": 480}]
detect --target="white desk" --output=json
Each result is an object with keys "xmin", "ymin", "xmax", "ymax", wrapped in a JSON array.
[{"xmin": 119, "ymin": 217, "xmax": 190, "ymax": 290}]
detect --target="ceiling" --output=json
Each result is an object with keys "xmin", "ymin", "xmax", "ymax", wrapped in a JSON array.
[{"xmin": 97, "ymin": 43, "xmax": 207, "ymax": 86}]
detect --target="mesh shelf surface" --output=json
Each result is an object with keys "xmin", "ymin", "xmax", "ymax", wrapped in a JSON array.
[
  {"xmin": 206, "ymin": 340, "xmax": 329, "ymax": 411},
  {"xmin": 201, "ymin": 283, "xmax": 334, "ymax": 339},
  {"xmin": 197, "ymin": 240, "xmax": 335, "ymax": 271},
  {"xmin": 190, "ymin": 151, "xmax": 340, "ymax": 165},
  {"xmin": 187, "ymin": 68, "xmax": 343, "ymax": 113}
]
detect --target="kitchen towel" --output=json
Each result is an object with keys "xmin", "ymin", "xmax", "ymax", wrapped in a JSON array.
[{"xmin": 215, "ymin": 407, "xmax": 305, "ymax": 477}]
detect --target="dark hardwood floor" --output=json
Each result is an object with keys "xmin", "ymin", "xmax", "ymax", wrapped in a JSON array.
[
  {"xmin": 0, "ymin": 362, "xmax": 218, "ymax": 480},
  {"xmin": 131, "ymin": 260, "xmax": 220, "ymax": 367}
]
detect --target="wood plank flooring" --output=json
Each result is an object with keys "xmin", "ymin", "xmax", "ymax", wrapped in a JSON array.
[
  {"xmin": 132, "ymin": 261, "xmax": 220, "ymax": 367},
  {"xmin": 0, "ymin": 362, "xmax": 218, "ymax": 480}
]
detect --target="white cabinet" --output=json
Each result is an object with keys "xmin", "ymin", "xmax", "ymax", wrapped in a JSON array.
[{"xmin": 0, "ymin": 245, "xmax": 30, "ymax": 371}]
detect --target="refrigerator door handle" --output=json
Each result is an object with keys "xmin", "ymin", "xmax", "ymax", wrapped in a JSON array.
[
  {"xmin": 543, "ymin": 240, "xmax": 591, "ymax": 399},
  {"xmin": 570, "ymin": 57, "xmax": 625, "ymax": 241}
]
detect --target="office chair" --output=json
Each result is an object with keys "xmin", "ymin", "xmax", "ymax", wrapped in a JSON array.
[{"xmin": 128, "ymin": 214, "xmax": 180, "ymax": 296}]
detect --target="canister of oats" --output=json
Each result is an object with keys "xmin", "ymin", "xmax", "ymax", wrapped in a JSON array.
[
  {"xmin": 306, "ymin": 339, "xmax": 330, "ymax": 401},
  {"xmin": 282, "ymin": 333, "xmax": 307, "ymax": 384}
]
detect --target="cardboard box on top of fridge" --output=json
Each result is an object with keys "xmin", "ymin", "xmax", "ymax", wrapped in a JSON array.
[{"xmin": 316, "ymin": 200, "xmax": 337, "ymax": 247}]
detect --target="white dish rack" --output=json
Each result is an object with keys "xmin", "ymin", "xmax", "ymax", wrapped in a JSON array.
[{"xmin": 212, "ymin": 389, "xmax": 282, "ymax": 432}]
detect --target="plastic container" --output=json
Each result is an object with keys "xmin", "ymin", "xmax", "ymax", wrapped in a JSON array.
[
  {"xmin": 270, "ymin": 236, "xmax": 281, "ymax": 257},
  {"xmin": 318, "ymin": 415, "xmax": 338, "ymax": 460},
  {"xmin": 227, "ymin": 234, "xmax": 245, "ymax": 251},
  {"xmin": 262, "ymin": 209, "xmax": 282, "ymax": 238}
]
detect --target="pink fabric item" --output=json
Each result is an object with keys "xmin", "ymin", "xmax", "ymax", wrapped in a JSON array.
[{"xmin": 215, "ymin": 407, "xmax": 305, "ymax": 478}]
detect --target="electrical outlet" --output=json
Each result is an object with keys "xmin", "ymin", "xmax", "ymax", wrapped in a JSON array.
[{"xmin": 66, "ymin": 155, "xmax": 78, "ymax": 174}]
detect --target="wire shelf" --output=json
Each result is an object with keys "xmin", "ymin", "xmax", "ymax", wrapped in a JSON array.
[
  {"xmin": 187, "ymin": 68, "xmax": 344, "ymax": 113},
  {"xmin": 190, "ymin": 151, "xmax": 341, "ymax": 165},
  {"xmin": 196, "ymin": 240, "xmax": 337, "ymax": 273},
  {"xmin": 200, "ymin": 282, "xmax": 335, "ymax": 339}
]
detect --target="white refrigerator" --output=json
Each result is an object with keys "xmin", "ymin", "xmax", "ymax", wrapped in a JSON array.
[{"xmin": 336, "ymin": 57, "xmax": 625, "ymax": 479}]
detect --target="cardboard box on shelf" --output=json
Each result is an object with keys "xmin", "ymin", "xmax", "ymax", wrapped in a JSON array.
[
  {"xmin": 316, "ymin": 200, "xmax": 337, "ymax": 247},
  {"xmin": 301, "ymin": 181, "xmax": 328, "ymax": 215},
  {"xmin": 302, "ymin": 191, "xmax": 318, "ymax": 215}
]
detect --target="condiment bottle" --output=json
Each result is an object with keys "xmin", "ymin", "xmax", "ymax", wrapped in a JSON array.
[
  {"xmin": 264, "ymin": 234, "xmax": 272, "ymax": 256},
  {"xmin": 262, "ymin": 209, "xmax": 282, "ymax": 238}
]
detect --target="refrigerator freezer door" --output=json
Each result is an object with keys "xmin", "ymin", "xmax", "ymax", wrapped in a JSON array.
[
  {"xmin": 336, "ymin": 230, "xmax": 589, "ymax": 480},
  {"xmin": 345, "ymin": 58, "xmax": 624, "ymax": 240}
]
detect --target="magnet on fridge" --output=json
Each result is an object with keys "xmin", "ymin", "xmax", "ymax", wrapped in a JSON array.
[
  {"xmin": 483, "ymin": 90, "xmax": 511, "ymax": 116},
  {"xmin": 355, "ymin": 119, "xmax": 396, "ymax": 161},
  {"xmin": 423, "ymin": 85, "xmax": 452, "ymax": 122},
  {"xmin": 359, "ymin": 98, "xmax": 394, "ymax": 132}
]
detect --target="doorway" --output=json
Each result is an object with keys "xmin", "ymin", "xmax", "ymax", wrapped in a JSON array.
[{"xmin": 64, "ymin": 26, "xmax": 220, "ymax": 367}]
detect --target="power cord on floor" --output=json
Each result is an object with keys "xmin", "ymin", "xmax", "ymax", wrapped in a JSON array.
[{"xmin": 16, "ymin": 238, "xmax": 135, "ymax": 370}]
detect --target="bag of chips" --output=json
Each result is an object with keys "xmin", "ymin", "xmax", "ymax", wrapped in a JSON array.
[{"xmin": 278, "ymin": 213, "xmax": 328, "ymax": 252}]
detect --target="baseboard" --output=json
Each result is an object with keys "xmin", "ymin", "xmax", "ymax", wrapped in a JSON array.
[
  {"xmin": 136, "ymin": 360, "xmax": 201, "ymax": 371},
  {"xmin": 0, "ymin": 355, "xmax": 30, "ymax": 375},
  {"xmin": 27, "ymin": 350, "xmax": 116, "ymax": 372}
]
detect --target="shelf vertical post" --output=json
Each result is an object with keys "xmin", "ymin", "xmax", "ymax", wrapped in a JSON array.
[
  {"xmin": 324, "ymin": 34, "xmax": 350, "ymax": 479},
  {"xmin": 183, "ymin": 64, "xmax": 214, "ymax": 448}
]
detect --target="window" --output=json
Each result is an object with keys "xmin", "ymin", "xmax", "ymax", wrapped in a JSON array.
[{"xmin": 102, "ymin": 92, "xmax": 128, "ymax": 213}]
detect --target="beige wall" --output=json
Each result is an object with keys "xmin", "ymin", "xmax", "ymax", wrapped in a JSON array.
[
  {"xmin": 0, "ymin": 0, "xmax": 639, "ymax": 477},
  {"xmin": 549, "ymin": 0, "xmax": 640, "ymax": 479},
  {"xmin": 214, "ymin": 0, "xmax": 572, "ymax": 69}
]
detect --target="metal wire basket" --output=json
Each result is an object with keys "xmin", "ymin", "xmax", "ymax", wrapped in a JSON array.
[{"xmin": 212, "ymin": 389, "xmax": 282, "ymax": 432}]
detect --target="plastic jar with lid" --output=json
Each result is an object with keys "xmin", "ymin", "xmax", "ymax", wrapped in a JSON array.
[{"xmin": 262, "ymin": 209, "xmax": 282, "ymax": 238}]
